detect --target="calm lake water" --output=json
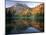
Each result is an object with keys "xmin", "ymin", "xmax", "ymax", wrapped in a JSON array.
[{"xmin": 6, "ymin": 16, "xmax": 44, "ymax": 34}]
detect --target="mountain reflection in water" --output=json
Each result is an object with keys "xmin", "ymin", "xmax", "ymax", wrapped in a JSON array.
[
  {"xmin": 6, "ymin": 16, "xmax": 44, "ymax": 34},
  {"xmin": 7, "ymin": 19, "xmax": 43, "ymax": 34},
  {"xmin": 10, "ymin": 27, "xmax": 40, "ymax": 34}
]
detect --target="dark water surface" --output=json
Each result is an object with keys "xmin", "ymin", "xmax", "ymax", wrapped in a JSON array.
[{"xmin": 6, "ymin": 16, "xmax": 44, "ymax": 34}]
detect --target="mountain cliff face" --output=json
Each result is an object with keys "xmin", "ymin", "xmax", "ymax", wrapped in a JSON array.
[
  {"xmin": 16, "ymin": 3, "xmax": 44, "ymax": 16},
  {"xmin": 22, "ymin": 3, "xmax": 44, "ymax": 15},
  {"xmin": 16, "ymin": 3, "xmax": 32, "ymax": 16},
  {"xmin": 31, "ymin": 3, "xmax": 44, "ymax": 15},
  {"xmin": 6, "ymin": 3, "xmax": 44, "ymax": 16}
]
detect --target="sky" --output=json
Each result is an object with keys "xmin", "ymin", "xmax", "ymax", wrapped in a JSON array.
[{"xmin": 6, "ymin": 0, "xmax": 42, "ymax": 8}]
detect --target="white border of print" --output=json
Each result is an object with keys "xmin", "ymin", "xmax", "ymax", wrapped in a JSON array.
[{"xmin": 0, "ymin": 0, "xmax": 46, "ymax": 35}]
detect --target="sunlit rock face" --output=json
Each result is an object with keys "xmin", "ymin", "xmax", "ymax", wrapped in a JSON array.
[{"xmin": 31, "ymin": 3, "xmax": 44, "ymax": 15}]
